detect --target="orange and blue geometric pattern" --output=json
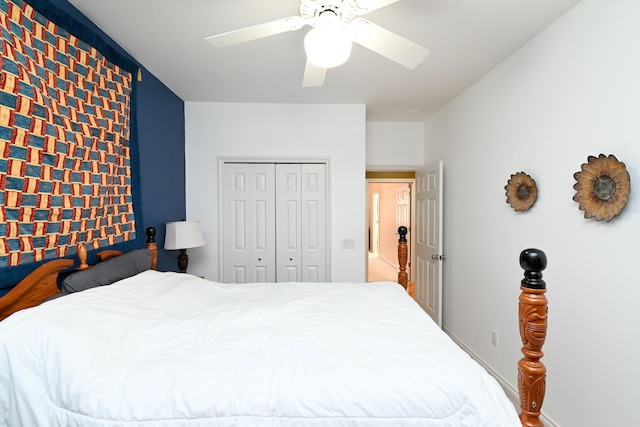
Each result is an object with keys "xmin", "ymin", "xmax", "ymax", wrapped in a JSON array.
[{"xmin": 0, "ymin": 0, "xmax": 136, "ymax": 267}]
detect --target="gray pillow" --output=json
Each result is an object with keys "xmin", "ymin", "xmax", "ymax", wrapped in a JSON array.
[{"xmin": 61, "ymin": 249, "xmax": 152, "ymax": 294}]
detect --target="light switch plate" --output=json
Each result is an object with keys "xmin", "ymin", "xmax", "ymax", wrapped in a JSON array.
[{"xmin": 341, "ymin": 238, "xmax": 356, "ymax": 249}]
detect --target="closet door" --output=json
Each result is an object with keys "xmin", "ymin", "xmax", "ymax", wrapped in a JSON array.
[
  {"xmin": 275, "ymin": 164, "xmax": 302, "ymax": 281},
  {"xmin": 222, "ymin": 162, "xmax": 327, "ymax": 283},
  {"xmin": 222, "ymin": 163, "xmax": 276, "ymax": 283},
  {"xmin": 299, "ymin": 163, "xmax": 327, "ymax": 282},
  {"xmin": 275, "ymin": 164, "xmax": 327, "ymax": 282}
]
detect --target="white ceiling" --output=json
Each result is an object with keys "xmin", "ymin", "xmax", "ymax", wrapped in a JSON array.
[{"xmin": 67, "ymin": 0, "xmax": 581, "ymax": 122}]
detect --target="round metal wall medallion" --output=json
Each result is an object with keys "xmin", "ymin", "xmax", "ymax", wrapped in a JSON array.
[
  {"xmin": 573, "ymin": 154, "xmax": 630, "ymax": 222},
  {"xmin": 505, "ymin": 172, "xmax": 537, "ymax": 212}
]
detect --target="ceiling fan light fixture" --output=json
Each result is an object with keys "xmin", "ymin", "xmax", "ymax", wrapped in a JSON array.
[{"xmin": 304, "ymin": 23, "xmax": 352, "ymax": 68}]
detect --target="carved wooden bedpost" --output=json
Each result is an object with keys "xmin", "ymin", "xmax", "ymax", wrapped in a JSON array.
[
  {"xmin": 397, "ymin": 226, "xmax": 408, "ymax": 290},
  {"xmin": 146, "ymin": 227, "xmax": 158, "ymax": 270},
  {"xmin": 518, "ymin": 248, "xmax": 548, "ymax": 427}
]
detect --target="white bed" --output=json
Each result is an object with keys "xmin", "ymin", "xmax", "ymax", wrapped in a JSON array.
[{"xmin": 0, "ymin": 270, "xmax": 519, "ymax": 426}]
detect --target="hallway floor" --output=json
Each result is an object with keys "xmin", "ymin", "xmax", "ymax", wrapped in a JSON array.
[{"xmin": 367, "ymin": 252, "xmax": 398, "ymax": 282}]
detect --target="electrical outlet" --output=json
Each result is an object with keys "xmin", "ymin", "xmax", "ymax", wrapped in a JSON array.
[
  {"xmin": 341, "ymin": 238, "xmax": 356, "ymax": 249},
  {"xmin": 491, "ymin": 330, "xmax": 499, "ymax": 347}
]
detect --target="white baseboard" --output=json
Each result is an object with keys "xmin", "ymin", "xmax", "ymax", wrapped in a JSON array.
[{"xmin": 443, "ymin": 327, "xmax": 560, "ymax": 427}]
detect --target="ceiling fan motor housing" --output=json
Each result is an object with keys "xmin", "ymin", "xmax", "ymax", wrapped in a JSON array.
[{"xmin": 299, "ymin": 0, "xmax": 361, "ymax": 26}]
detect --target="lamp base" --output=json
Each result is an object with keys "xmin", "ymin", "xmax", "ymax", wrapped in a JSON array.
[{"xmin": 177, "ymin": 249, "xmax": 189, "ymax": 273}]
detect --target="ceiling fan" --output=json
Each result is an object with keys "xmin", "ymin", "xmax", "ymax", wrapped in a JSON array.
[{"xmin": 205, "ymin": 0, "xmax": 430, "ymax": 87}]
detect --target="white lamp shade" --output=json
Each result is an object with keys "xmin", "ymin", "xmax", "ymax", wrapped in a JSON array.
[
  {"xmin": 164, "ymin": 221, "xmax": 205, "ymax": 250},
  {"xmin": 304, "ymin": 23, "xmax": 352, "ymax": 68}
]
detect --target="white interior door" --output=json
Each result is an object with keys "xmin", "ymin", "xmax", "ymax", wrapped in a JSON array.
[
  {"xmin": 299, "ymin": 163, "xmax": 327, "ymax": 282},
  {"xmin": 275, "ymin": 164, "xmax": 302, "ymax": 282},
  {"xmin": 396, "ymin": 183, "xmax": 411, "ymax": 280},
  {"xmin": 415, "ymin": 161, "xmax": 443, "ymax": 326},
  {"xmin": 223, "ymin": 162, "xmax": 327, "ymax": 284},
  {"xmin": 222, "ymin": 163, "xmax": 276, "ymax": 283},
  {"xmin": 371, "ymin": 193, "xmax": 380, "ymax": 254},
  {"xmin": 396, "ymin": 184, "xmax": 410, "ymax": 227}
]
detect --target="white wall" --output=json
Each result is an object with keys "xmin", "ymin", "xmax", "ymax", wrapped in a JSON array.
[
  {"xmin": 184, "ymin": 103, "xmax": 366, "ymax": 283},
  {"xmin": 424, "ymin": 0, "xmax": 640, "ymax": 425},
  {"xmin": 366, "ymin": 122, "xmax": 424, "ymax": 169}
]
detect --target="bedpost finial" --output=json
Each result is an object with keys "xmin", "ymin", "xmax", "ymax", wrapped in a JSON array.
[
  {"xmin": 146, "ymin": 227, "xmax": 157, "ymax": 243},
  {"xmin": 397, "ymin": 226, "xmax": 408, "ymax": 243},
  {"xmin": 520, "ymin": 248, "xmax": 546, "ymax": 289}
]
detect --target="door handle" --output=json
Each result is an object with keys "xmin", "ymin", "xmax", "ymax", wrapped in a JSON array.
[
  {"xmin": 431, "ymin": 254, "xmax": 438, "ymax": 259},
  {"xmin": 431, "ymin": 254, "xmax": 446, "ymax": 261}
]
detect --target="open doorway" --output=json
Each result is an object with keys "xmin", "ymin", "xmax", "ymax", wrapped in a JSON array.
[{"xmin": 366, "ymin": 173, "xmax": 415, "ymax": 283}]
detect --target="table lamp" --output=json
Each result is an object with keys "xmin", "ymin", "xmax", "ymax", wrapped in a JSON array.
[{"xmin": 164, "ymin": 221, "xmax": 205, "ymax": 273}]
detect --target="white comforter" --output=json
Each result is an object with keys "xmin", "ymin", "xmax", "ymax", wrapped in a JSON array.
[{"xmin": 0, "ymin": 271, "xmax": 520, "ymax": 426}]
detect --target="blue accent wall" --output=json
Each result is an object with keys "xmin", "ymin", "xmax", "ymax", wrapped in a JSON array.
[
  {"xmin": 136, "ymin": 73, "xmax": 186, "ymax": 272},
  {"xmin": 0, "ymin": 0, "xmax": 186, "ymax": 295}
]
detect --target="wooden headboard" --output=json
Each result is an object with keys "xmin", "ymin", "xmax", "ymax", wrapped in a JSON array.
[{"xmin": 0, "ymin": 227, "xmax": 157, "ymax": 321}]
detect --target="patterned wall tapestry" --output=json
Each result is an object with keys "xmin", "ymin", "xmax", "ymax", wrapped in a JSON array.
[{"xmin": 0, "ymin": 0, "xmax": 137, "ymax": 268}]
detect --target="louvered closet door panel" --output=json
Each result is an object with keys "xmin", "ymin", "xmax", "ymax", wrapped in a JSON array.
[
  {"xmin": 222, "ymin": 163, "xmax": 276, "ymax": 283},
  {"xmin": 300, "ymin": 164, "xmax": 327, "ymax": 282},
  {"xmin": 275, "ymin": 164, "xmax": 302, "ymax": 282}
]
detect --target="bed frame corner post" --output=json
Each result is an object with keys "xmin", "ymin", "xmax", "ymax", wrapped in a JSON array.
[
  {"xmin": 77, "ymin": 243, "xmax": 89, "ymax": 270},
  {"xmin": 518, "ymin": 248, "xmax": 548, "ymax": 427},
  {"xmin": 146, "ymin": 227, "xmax": 158, "ymax": 270},
  {"xmin": 397, "ymin": 226, "xmax": 408, "ymax": 290}
]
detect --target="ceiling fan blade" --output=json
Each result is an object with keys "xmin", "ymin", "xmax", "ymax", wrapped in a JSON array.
[
  {"xmin": 351, "ymin": 19, "xmax": 430, "ymax": 69},
  {"xmin": 355, "ymin": 0, "xmax": 402, "ymax": 14},
  {"xmin": 205, "ymin": 17, "xmax": 304, "ymax": 47},
  {"xmin": 302, "ymin": 61, "xmax": 327, "ymax": 87}
]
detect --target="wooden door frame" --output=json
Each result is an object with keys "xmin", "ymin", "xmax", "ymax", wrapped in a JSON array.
[{"xmin": 365, "ymin": 176, "xmax": 416, "ymax": 283}]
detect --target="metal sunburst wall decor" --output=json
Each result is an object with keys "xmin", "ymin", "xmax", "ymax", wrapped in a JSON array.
[
  {"xmin": 505, "ymin": 172, "xmax": 538, "ymax": 212},
  {"xmin": 573, "ymin": 154, "xmax": 630, "ymax": 222}
]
